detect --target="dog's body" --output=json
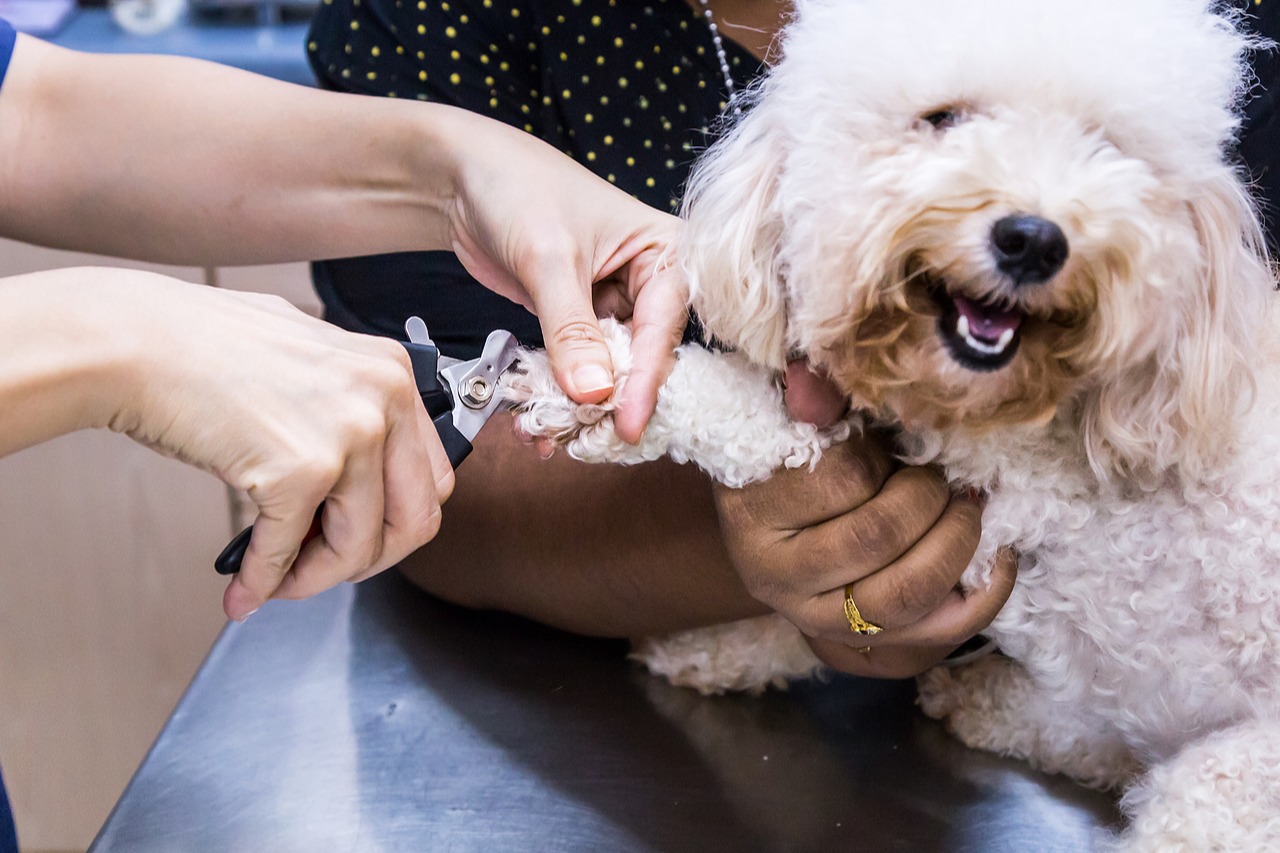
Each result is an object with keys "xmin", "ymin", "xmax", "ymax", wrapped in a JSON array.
[{"xmin": 504, "ymin": 0, "xmax": 1280, "ymax": 847}]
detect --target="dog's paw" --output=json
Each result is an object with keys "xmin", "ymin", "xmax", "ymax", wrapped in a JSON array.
[
  {"xmin": 632, "ymin": 615, "xmax": 826, "ymax": 696},
  {"xmin": 499, "ymin": 319, "xmax": 658, "ymax": 465}
]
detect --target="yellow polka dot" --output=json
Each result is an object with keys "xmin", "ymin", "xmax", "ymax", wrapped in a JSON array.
[
  {"xmin": 451, "ymin": 50, "xmax": 461, "ymax": 60},
  {"xmin": 521, "ymin": 104, "xmax": 531, "ymax": 114},
  {"xmin": 618, "ymin": 77, "xmax": 629, "ymax": 88},
  {"xmin": 367, "ymin": 71, "xmax": 378, "ymax": 80},
  {"xmin": 653, "ymin": 44, "xmax": 661, "ymax": 54},
  {"xmin": 490, "ymin": 98, "xmax": 499, "ymax": 108},
  {"xmin": 577, "ymin": 35, "xmax": 586, "ymax": 45},
  {"xmin": 344, "ymin": 44, "xmax": 352, "ymax": 54},
  {"xmin": 350, "ymin": 20, "xmax": 359, "ymax": 29},
  {"xmin": 562, "ymin": 89, "xmax": 572, "ymax": 99},
  {"xmin": 604, "ymin": 135, "xmax": 614, "ymax": 145},
  {"xmin": 459, "ymin": 14, "xmax": 468, "ymax": 23},
  {"xmin": 666, "ymin": 159, "xmax": 676, "ymax": 169},
  {"xmin": 417, "ymin": 24, "xmax": 426, "ymax": 34},
  {"xmin": 441, "ymin": 1, "xmax": 449, "ymax": 8},
  {"xmin": 600, "ymin": 95, "xmax": 610, "ymax": 105},
  {"xmin": 626, "ymin": 157, "xmax": 636, "ymax": 166},
  {"xmin": 417, "ymin": 50, "xmax": 425, "ymax": 59},
  {"xmin": 596, "ymin": 56, "xmax": 605, "ymax": 66},
  {"xmin": 645, "ymin": 178, "xmax": 656, "ymax": 188},
  {"xmin": 557, "ymin": 14, "xmax": 565, "ymax": 23},
  {"xmin": 396, "ymin": 45, "xmax": 405, "ymax": 54},
  {"xmin": 308, "ymin": 40, "xmax": 317, "ymax": 51},
  {"xmin": 607, "ymin": 174, "xmax": 616, "ymax": 183},
  {"xmin": 542, "ymin": 95, "xmax": 553, "ymax": 105},
  {"xmin": 445, "ymin": 26, "xmax": 457, "ymax": 37},
  {"xmin": 388, "ymin": 91, "xmax": 397, "ymax": 98},
  {"xmin": 417, "ymin": 0, "xmax": 424, "ymax": 7},
  {"xmin": 614, "ymin": 37, "xmax": 623, "ymax": 48},
  {"xmin": 587, "ymin": 151, "xmax": 597, "ymax": 161},
  {"xmin": 484, "ymin": 76, "xmax": 495, "ymax": 86},
  {"xmin": 559, "ymin": 51, "xmax": 568, "ymax": 61},
  {"xmin": 591, "ymin": 15, "xmax": 601, "ymax": 26},
  {"xmin": 572, "ymin": 0, "xmax": 581, "ymax": 5},
  {"xmin": 450, "ymin": 72, "xmax": 462, "ymax": 84},
  {"xmin": 524, "ymin": 123, "xmax": 534, "ymax": 132},
  {"xmin": 499, "ymin": 62, "xmax": 510, "ymax": 71},
  {"xmin": 511, "ymin": 7, "xmax": 520, "ymax": 16},
  {"xmin": 371, "ymin": 46, "xmax": 381, "ymax": 56},
  {"xmin": 644, "ymin": 139, "xmax": 654, "ymax": 148},
  {"xmin": 634, "ymin": 60, "xmax": 644, "ymax": 70},
  {"xmin": 419, "ymin": 70, "xmax": 428, "ymax": 81},
  {"xmin": 480, "ymin": 54, "xmax": 490, "ymax": 64},
  {"xmin": 341, "ymin": 68, "xmax": 351, "ymax": 78},
  {"xmin": 542, "ymin": 25, "xmax": 551, "ymax": 35},
  {"xmin": 483, "ymin": 0, "xmax": 492, "ymax": 6},
  {"xmin": 672, "ymin": 66, "xmax": 680, "ymax": 75},
  {"xmin": 584, "ymin": 113, "xmax": 594, "ymax": 123}
]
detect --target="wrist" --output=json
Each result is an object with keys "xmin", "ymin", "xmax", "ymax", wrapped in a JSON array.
[{"xmin": 0, "ymin": 269, "xmax": 148, "ymax": 454}]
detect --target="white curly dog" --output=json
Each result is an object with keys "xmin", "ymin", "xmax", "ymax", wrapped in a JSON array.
[{"xmin": 504, "ymin": 1, "xmax": 1280, "ymax": 848}]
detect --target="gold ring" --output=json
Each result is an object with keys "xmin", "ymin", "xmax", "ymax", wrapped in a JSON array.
[{"xmin": 843, "ymin": 585, "xmax": 883, "ymax": 637}]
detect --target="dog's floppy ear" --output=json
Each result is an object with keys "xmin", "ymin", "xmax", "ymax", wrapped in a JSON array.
[
  {"xmin": 680, "ymin": 99, "xmax": 791, "ymax": 371},
  {"xmin": 1083, "ymin": 167, "xmax": 1271, "ymax": 482}
]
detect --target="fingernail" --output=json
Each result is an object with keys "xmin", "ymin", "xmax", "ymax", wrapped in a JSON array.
[
  {"xmin": 570, "ymin": 364, "xmax": 614, "ymax": 397},
  {"xmin": 233, "ymin": 607, "xmax": 260, "ymax": 624}
]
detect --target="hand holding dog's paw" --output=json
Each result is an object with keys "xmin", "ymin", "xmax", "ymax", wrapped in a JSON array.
[{"xmin": 714, "ymin": 442, "xmax": 1017, "ymax": 679}]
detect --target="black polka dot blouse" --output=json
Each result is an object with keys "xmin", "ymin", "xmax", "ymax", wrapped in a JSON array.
[{"xmin": 307, "ymin": 0, "xmax": 763, "ymax": 352}]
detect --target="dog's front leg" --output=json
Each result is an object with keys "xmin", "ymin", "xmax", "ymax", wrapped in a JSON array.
[
  {"xmin": 501, "ymin": 319, "xmax": 850, "ymax": 488},
  {"xmin": 918, "ymin": 654, "xmax": 1139, "ymax": 791}
]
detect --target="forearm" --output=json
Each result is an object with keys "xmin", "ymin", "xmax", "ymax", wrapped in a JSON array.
[
  {"xmin": 0, "ymin": 35, "xmax": 484, "ymax": 265},
  {"xmin": 0, "ymin": 268, "xmax": 144, "ymax": 456},
  {"xmin": 401, "ymin": 414, "xmax": 769, "ymax": 638}
]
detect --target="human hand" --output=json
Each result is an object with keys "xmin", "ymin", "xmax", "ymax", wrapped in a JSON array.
[
  {"xmin": 440, "ymin": 111, "xmax": 687, "ymax": 443},
  {"xmin": 98, "ymin": 272, "xmax": 454, "ymax": 621},
  {"xmin": 712, "ymin": 433, "xmax": 1016, "ymax": 679}
]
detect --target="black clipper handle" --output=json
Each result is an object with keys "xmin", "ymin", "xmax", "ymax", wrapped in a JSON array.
[{"xmin": 214, "ymin": 340, "xmax": 473, "ymax": 576}]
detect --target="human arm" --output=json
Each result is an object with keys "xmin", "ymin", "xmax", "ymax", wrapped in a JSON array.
[
  {"xmin": 0, "ymin": 34, "xmax": 684, "ymax": 424},
  {"xmin": 0, "ymin": 267, "xmax": 452, "ymax": 620}
]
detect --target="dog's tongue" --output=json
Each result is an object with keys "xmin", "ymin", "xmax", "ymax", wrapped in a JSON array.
[{"xmin": 953, "ymin": 295, "xmax": 1023, "ymax": 341}]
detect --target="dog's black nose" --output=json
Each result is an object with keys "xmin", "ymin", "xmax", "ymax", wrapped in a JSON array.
[{"xmin": 991, "ymin": 215, "xmax": 1069, "ymax": 285}]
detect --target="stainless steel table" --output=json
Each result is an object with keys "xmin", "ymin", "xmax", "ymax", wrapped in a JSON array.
[{"xmin": 90, "ymin": 573, "xmax": 1119, "ymax": 852}]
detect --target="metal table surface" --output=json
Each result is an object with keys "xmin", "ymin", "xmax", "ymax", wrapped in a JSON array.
[{"xmin": 90, "ymin": 572, "xmax": 1120, "ymax": 852}]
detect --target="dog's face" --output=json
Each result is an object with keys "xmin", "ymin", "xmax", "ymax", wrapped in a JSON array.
[{"xmin": 683, "ymin": 0, "xmax": 1273, "ymax": 477}]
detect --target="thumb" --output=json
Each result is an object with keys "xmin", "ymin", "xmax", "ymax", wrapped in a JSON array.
[{"xmin": 533, "ymin": 286, "xmax": 616, "ymax": 405}]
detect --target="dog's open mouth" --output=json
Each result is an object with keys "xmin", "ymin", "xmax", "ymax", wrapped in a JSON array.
[{"xmin": 930, "ymin": 288, "xmax": 1024, "ymax": 371}]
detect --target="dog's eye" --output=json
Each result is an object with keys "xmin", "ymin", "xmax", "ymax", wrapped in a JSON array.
[{"xmin": 921, "ymin": 108, "xmax": 962, "ymax": 130}]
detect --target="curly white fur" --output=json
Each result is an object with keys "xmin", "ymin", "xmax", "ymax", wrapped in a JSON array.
[{"xmin": 507, "ymin": 1, "xmax": 1280, "ymax": 848}]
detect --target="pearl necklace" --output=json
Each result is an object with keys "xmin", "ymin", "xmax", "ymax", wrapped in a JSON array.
[{"xmin": 696, "ymin": 0, "xmax": 743, "ymax": 116}]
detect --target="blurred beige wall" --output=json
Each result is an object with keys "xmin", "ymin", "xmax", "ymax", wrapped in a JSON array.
[{"xmin": 0, "ymin": 241, "xmax": 317, "ymax": 852}]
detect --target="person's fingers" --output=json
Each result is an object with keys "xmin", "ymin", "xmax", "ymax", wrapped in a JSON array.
[
  {"xmin": 346, "ymin": 407, "xmax": 453, "ymax": 585},
  {"xmin": 614, "ymin": 278, "xmax": 688, "ymax": 443},
  {"xmin": 879, "ymin": 546, "xmax": 1017, "ymax": 647},
  {"xmin": 528, "ymin": 268, "xmax": 617, "ymax": 405},
  {"xmin": 798, "ymin": 491, "xmax": 983, "ymax": 636},
  {"xmin": 274, "ymin": 421, "xmax": 389, "ymax": 601},
  {"xmin": 715, "ymin": 435, "xmax": 897, "ymax": 535},
  {"xmin": 600, "ymin": 246, "xmax": 688, "ymax": 443},
  {"xmin": 225, "ymin": 481, "xmax": 331, "ymax": 621},
  {"xmin": 796, "ymin": 466, "xmax": 953, "ymax": 587},
  {"xmin": 783, "ymin": 359, "xmax": 848, "ymax": 427}
]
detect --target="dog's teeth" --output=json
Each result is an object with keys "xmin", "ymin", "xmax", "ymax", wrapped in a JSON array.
[
  {"xmin": 997, "ymin": 328, "xmax": 1015, "ymax": 351},
  {"xmin": 956, "ymin": 314, "xmax": 970, "ymax": 340}
]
